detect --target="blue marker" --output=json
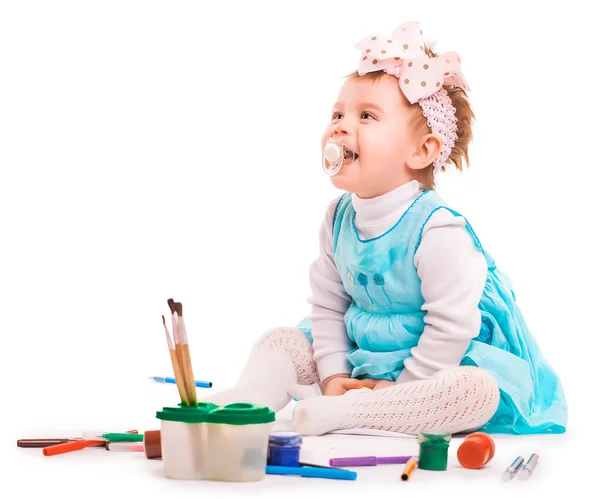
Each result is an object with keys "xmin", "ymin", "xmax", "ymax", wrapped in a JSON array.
[
  {"xmin": 149, "ymin": 376, "xmax": 212, "ymax": 389},
  {"xmin": 266, "ymin": 465, "xmax": 357, "ymax": 480}
]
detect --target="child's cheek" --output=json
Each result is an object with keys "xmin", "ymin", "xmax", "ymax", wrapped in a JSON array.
[{"xmin": 362, "ymin": 132, "xmax": 394, "ymax": 163}]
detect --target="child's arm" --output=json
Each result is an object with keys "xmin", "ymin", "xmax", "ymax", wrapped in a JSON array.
[
  {"xmin": 308, "ymin": 197, "xmax": 354, "ymax": 384},
  {"xmin": 398, "ymin": 210, "xmax": 488, "ymax": 383}
]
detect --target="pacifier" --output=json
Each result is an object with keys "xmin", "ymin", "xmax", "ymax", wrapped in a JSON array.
[{"xmin": 322, "ymin": 139, "xmax": 356, "ymax": 176}]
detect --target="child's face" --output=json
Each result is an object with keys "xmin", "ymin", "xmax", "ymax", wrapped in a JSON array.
[{"xmin": 322, "ymin": 74, "xmax": 425, "ymax": 199}]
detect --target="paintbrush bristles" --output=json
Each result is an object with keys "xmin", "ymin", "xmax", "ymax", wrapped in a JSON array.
[{"xmin": 167, "ymin": 298, "xmax": 176, "ymax": 313}]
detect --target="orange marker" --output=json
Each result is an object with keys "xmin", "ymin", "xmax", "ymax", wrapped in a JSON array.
[
  {"xmin": 43, "ymin": 439, "xmax": 104, "ymax": 456},
  {"xmin": 401, "ymin": 456, "xmax": 418, "ymax": 481},
  {"xmin": 42, "ymin": 429, "xmax": 138, "ymax": 456}
]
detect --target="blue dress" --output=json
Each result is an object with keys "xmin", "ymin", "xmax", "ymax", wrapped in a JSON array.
[{"xmin": 297, "ymin": 190, "xmax": 567, "ymax": 434}]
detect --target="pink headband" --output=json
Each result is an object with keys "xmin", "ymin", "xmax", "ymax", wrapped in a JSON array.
[{"xmin": 354, "ymin": 21, "xmax": 470, "ymax": 173}]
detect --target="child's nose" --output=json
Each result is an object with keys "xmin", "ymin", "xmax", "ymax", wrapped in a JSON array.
[{"xmin": 333, "ymin": 122, "xmax": 350, "ymax": 136}]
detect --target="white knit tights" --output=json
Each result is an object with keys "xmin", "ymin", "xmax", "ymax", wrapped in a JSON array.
[
  {"xmin": 201, "ymin": 327, "xmax": 500, "ymax": 436},
  {"xmin": 200, "ymin": 327, "xmax": 322, "ymax": 411}
]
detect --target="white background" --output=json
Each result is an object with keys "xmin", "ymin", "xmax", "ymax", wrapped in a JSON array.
[{"xmin": 1, "ymin": 1, "xmax": 597, "ymax": 497}]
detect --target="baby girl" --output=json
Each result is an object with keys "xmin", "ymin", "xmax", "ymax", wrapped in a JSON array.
[{"xmin": 203, "ymin": 20, "xmax": 568, "ymax": 437}]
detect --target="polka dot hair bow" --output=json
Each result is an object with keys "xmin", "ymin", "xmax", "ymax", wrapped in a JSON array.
[
  {"xmin": 354, "ymin": 20, "xmax": 470, "ymax": 173},
  {"xmin": 354, "ymin": 20, "xmax": 470, "ymax": 104}
]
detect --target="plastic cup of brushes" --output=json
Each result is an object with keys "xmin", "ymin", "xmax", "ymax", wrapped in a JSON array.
[
  {"xmin": 156, "ymin": 402, "xmax": 275, "ymax": 482},
  {"xmin": 156, "ymin": 402, "xmax": 216, "ymax": 480}
]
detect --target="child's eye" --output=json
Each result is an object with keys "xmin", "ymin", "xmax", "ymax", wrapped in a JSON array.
[
  {"xmin": 361, "ymin": 112, "xmax": 375, "ymax": 120},
  {"xmin": 332, "ymin": 112, "xmax": 343, "ymax": 121}
]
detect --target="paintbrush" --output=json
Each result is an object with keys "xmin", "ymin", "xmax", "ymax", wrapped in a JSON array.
[
  {"xmin": 167, "ymin": 298, "xmax": 187, "ymax": 397},
  {"xmin": 162, "ymin": 314, "xmax": 189, "ymax": 406},
  {"xmin": 174, "ymin": 301, "xmax": 197, "ymax": 405}
]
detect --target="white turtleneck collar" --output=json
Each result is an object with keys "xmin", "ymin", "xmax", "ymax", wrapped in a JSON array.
[{"xmin": 350, "ymin": 180, "xmax": 425, "ymax": 239}]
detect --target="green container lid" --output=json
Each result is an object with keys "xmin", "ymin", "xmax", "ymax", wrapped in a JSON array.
[
  {"xmin": 156, "ymin": 402, "xmax": 218, "ymax": 424},
  {"xmin": 156, "ymin": 402, "xmax": 275, "ymax": 426},
  {"xmin": 208, "ymin": 403, "xmax": 275, "ymax": 425}
]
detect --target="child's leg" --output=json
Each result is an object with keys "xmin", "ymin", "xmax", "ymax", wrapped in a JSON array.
[
  {"xmin": 200, "ymin": 327, "xmax": 322, "ymax": 412},
  {"xmin": 291, "ymin": 366, "xmax": 500, "ymax": 436}
]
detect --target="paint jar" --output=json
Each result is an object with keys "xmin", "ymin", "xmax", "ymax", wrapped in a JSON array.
[
  {"xmin": 206, "ymin": 403, "xmax": 275, "ymax": 482},
  {"xmin": 156, "ymin": 402, "xmax": 217, "ymax": 480},
  {"xmin": 457, "ymin": 432, "xmax": 495, "ymax": 469},
  {"xmin": 143, "ymin": 430, "xmax": 162, "ymax": 460},
  {"xmin": 417, "ymin": 432, "xmax": 452, "ymax": 471},
  {"xmin": 267, "ymin": 431, "xmax": 302, "ymax": 467}
]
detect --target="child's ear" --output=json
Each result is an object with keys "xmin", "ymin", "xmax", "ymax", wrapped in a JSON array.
[{"xmin": 406, "ymin": 134, "xmax": 442, "ymax": 171}]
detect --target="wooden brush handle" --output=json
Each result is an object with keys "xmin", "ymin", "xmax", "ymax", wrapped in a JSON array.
[
  {"xmin": 170, "ymin": 349, "xmax": 190, "ymax": 405},
  {"xmin": 179, "ymin": 344, "xmax": 197, "ymax": 405}
]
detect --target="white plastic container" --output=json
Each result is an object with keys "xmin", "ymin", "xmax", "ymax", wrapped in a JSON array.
[
  {"xmin": 206, "ymin": 403, "xmax": 275, "ymax": 482},
  {"xmin": 156, "ymin": 402, "xmax": 275, "ymax": 482},
  {"xmin": 156, "ymin": 403, "xmax": 214, "ymax": 480}
]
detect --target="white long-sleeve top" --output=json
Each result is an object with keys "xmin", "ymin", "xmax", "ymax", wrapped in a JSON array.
[{"xmin": 307, "ymin": 180, "xmax": 488, "ymax": 384}]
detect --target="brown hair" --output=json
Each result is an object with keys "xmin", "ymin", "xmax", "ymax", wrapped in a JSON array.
[{"xmin": 346, "ymin": 41, "xmax": 474, "ymax": 189}]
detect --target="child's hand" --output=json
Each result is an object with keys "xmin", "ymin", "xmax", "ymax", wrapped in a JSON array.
[
  {"xmin": 351, "ymin": 378, "xmax": 396, "ymax": 391},
  {"xmin": 322, "ymin": 374, "xmax": 378, "ymax": 396},
  {"xmin": 373, "ymin": 380, "xmax": 396, "ymax": 390}
]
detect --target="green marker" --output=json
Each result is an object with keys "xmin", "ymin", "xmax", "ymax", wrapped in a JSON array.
[{"xmin": 100, "ymin": 433, "xmax": 144, "ymax": 442}]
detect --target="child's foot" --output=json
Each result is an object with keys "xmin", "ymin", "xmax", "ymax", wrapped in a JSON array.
[{"xmin": 291, "ymin": 388, "xmax": 371, "ymax": 435}]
